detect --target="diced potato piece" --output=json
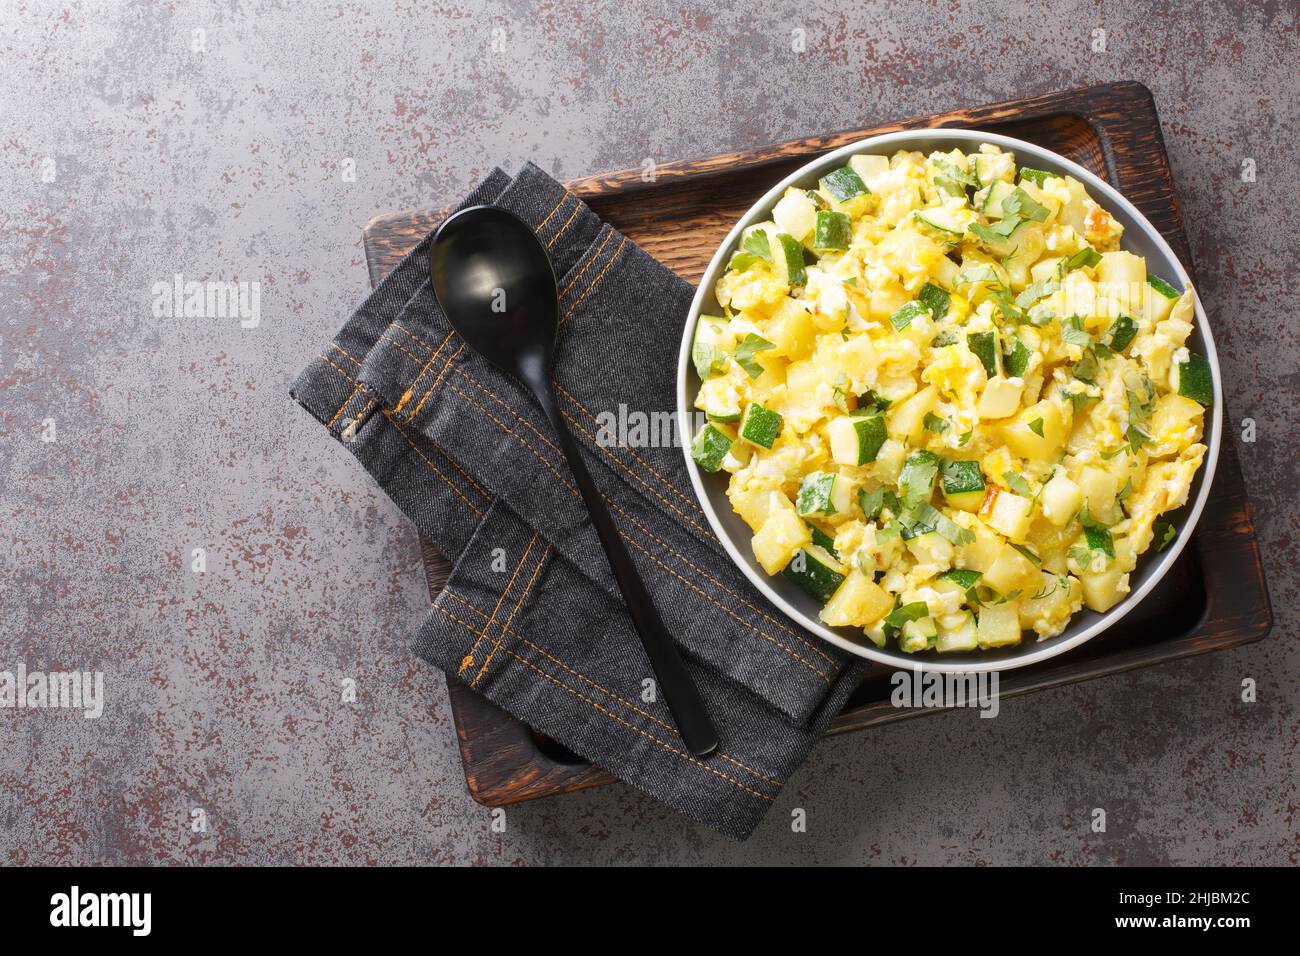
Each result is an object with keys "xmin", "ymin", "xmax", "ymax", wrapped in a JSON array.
[
  {"xmin": 984, "ymin": 489, "xmax": 1034, "ymax": 542},
  {"xmin": 772, "ymin": 188, "xmax": 818, "ymax": 242},
  {"xmin": 1149, "ymin": 393, "xmax": 1205, "ymax": 452},
  {"xmin": 1041, "ymin": 471, "xmax": 1083, "ymax": 526},
  {"xmin": 978, "ymin": 377, "xmax": 1023, "ymax": 419},
  {"xmin": 1018, "ymin": 573, "xmax": 1083, "ymax": 630},
  {"xmin": 765, "ymin": 300, "xmax": 817, "ymax": 360},
  {"xmin": 751, "ymin": 509, "xmax": 811, "ymax": 575},
  {"xmin": 905, "ymin": 531, "xmax": 954, "ymax": 569},
  {"xmin": 1081, "ymin": 566, "xmax": 1129, "ymax": 612},
  {"xmin": 958, "ymin": 524, "xmax": 1003, "ymax": 573},
  {"xmin": 887, "ymin": 384, "xmax": 937, "ymax": 442},
  {"xmin": 976, "ymin": 603, "xmax": 1022, "ymax": 648},
  {"xmin": 819, "ymin": 570, "xmax": 894, "ymax": 628},
  {"xmin": 982, "ymin": 543, "xmax": 1039, "ymax": 595},
  {"xmin": 1078, "ymin": 465, "xmax": 1120, "ymax": 525},
  {"xmin": 729, "ymin": 487, "xmax": 779, "ymax": 532},
  {"xmin": 1000, "ymin": 400, "xmax": 1066, "ymax": 461},
  {"xmin": 1098, "ymin": 251, "xmax": 1146, "ymax": 312},
  {"xmin": 872, "ymin": 438, "xmax": 907, "ymax": 485}
]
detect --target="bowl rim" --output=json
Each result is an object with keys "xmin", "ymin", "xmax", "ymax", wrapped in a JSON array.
[{"xmin": 675, "ymin": 127, "xmax": 1223, "ymax": 674}]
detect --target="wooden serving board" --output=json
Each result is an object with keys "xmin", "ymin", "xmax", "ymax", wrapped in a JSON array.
[{"xmin": 362, "ymin": 82, "xmax": 1272, "ymax": 806}]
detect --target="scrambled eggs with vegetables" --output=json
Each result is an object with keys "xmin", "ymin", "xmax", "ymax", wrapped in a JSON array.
[{"xmin": 689, "ymin": 144, "xmax": 1211, "ymax": 653}]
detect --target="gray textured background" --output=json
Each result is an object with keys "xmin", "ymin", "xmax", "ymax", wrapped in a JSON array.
[{"xmin": 1, "ymin": 0, "xmax": 1295, "ymax": 865}]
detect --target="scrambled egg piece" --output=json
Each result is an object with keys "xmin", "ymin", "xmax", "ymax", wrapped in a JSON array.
[{"xmin": 691, "ymin": 144, "xmax": 1213, "ymax": 653}]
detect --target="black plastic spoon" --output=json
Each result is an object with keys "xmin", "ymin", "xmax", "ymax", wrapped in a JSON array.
[{"xmin": 429, "ymin": 205, "xmax": 719, "ymax": 757}]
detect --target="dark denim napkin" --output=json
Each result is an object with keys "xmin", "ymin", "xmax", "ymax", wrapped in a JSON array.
[{"xmin": 291, "ymin": 163, "xmax": 868, "ymax": 838}]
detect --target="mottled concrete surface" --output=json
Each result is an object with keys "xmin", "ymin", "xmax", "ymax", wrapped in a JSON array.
[{"xmin": 1, "ymin": 0, "xmax": 1296, "ymax": 865}]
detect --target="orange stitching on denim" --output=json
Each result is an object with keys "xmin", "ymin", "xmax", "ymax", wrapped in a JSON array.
[
  {"xmin": 326, "ymin": 382, "xmax": 364, "ymax": 429},
  {"xmin": 380, "ymin": 329, "xmax": 428, "ymax": 369},
  {"xmin": 558, "ymin": 402, "xmax": 714, "ymax": 541},
  {"xmin": 462, "ymin": 531, "xmax": 537, "ymax": 675},
  {"xmin": 452, "ymin": 366, "xmax": 562, "ymax": 455},
  {"xmin": 557, "ymin": 229, "xmax": 614, "ymax": 299},
  {"xmin": 380, "ymin": 410, "xmax": 486, "ymax": 518},
  {"xmin": 408, "ymin": 341, "xmax": 466, "ymax": 422},
  {"xmin": 433, "ymin": 377, "xmax": 832, "ymax": 680},
  {"xmin": 534, "ymin": 194, "xmax": 570, "ymax": 235},
  {"xmin": 442, "ymin": 588, "xmax": 783, "ymax": 788},
  {"xmin": 392, "ymin": 322, "xmax": 440, "ymax": 357},
  {"xmin": 433, "ymin": 602, "xmax": 774, "ymax": 802},
  {"xmin": 546, "ymin": 202, "xmax": 582, "ymax": 250},
  {"xmin": 442, "ymin": 371, "xmax": 831, "ymax": 668},
  {"xmin": 317, "ymin": 351, "xmax": 359, "ymax": 385},
  {"xmin": 330, "ymin": 342, "xmax": 362, "ymax": 367},
  {"xmin": 554, "ymin": 380, "xmax": 699, "ymax": 512},
  {"xmin": 445, "ymin": 380, "xmax": 577, "ymax": 493},
  {"xmin": 394, "ymin": 325, "xmax": 454, "ymax": 416},
  {"xmin": 471, "ymin": 544, "xmax": 550, "ymax": 687},
  {"xmin": 560, "ymin": 236, "xmax": 626, "ymax": 325}
]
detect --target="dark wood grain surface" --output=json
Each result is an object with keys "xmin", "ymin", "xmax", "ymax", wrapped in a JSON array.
[{"xmin": 364, "ymin": 81, "xmax": 1271, "ymax": 806}]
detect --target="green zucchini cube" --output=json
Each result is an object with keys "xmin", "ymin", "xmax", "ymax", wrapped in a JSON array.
[
  {"xmin": 812, "ymin": 209, "xmax": 851, "ymax": 251},
  {"xmin": 796, "ymin": 472, "xmax": 840, "ymax": 516},
  {"xmin": 1174, "ymin": 351, "xmax": 1214, "ymax": 405},
  {"xmin": 738, "ymin": 402, "xmax": 783, "ymax": 449},
  {"xmin": 818, "ymin": 166, "xmax": 868, "ymax": 202},
  {"xmin": 1103, "ymin": 314, "xmax": 1138, "ymax": 353},
  {"xmin": 690, "ymin": 423, "xmax": 733, "ymax": 473},
  {"xmin": 828, "ymin": 413, "xmax": 886, "ymax": 466},
  {"xmin": 769, "ymin": 232, "xmax": 807, "ymax": 288},
  {"xmin": 780, "ymin": 545, "xmax": 846, "ymax": 602},
  {"xmin": 940, "ymin": 459, "xmax": 987, "ymax": 511}
]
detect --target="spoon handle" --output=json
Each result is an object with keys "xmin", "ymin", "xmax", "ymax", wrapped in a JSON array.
[{"xmin": 532, "ymin": 381, "xmax": 719, "ymax": 757}]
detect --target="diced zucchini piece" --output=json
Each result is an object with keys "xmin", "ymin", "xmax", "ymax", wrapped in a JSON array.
[
  {"xmin": 936, "ymin": 613, "xmax": 979, "ymax": 653},
  {"xmin": 812, "ymin": 209, "xmax": 851, "ymax": 251},
  {"xmin": 828, "ymin": 414, "xmax": 887, "ymax": 466},
  {"xmin": 899, "ymin": 450, "xmax": 940, "ymax": 506},
  {"xmin": 781, "ymin": 544, "xmax": 847, "ymax": 602},
  {"xmin": 918, "ymin": 281, "xmax": 951, "ymax": 320},
  {"xmin": 819, "ymin": 165, "xmax": 869, "ymax": 202},
  {"xmin": 913, "ymin": 206, "xmax": 967, "ymax": 243},
  {"xmin": 795, "ymin": 472, "xmax": 840, "ymax": 516},
  {"xmin": 769, "ymin": 232, "xmax": 807, "ymax": 288},
  {"xmin": 1018, "ymin": 167, "xmax": 1058, "ymax": 187},
  {"xmin": 696, "ymin": 376, "xmax": 741, "ymax": 422},
  {"xmin": 690, "ymin": 315, "xmax": 732, "ymax": 379},
  {"xmin": 1174, "ymin": 352, "xmax": 1214, "ymax": 405},
  {"xmin": 976, "ymin": 603, "xmax": 1022, "ymax": 648},
  {"xmin": 941, "ymin": 459, "xmax": 987, "ymax": 511},
  {"xmin": 1147, "ymin": 274, "xmax": 1180, "ymax": 300},
  {"xmin": 967, "ymin": 330, "xmax": 999, "ymax": 377},
  {"xmin": 889, "ymin": 300, "xmax": 928, "ymax": 331},
  {"xmin": 819, "ymin": 569, "xmax": 893, "ymax": 628},
  {"xmin": 982, "ymin": 180, "xmax": 1017, "ymax": 218},
  {"xmin": 1102, "ymin": 314, "xmax": 1138, "ymax": 353},
  {"xmin": 739, "ymin": 402, "xmax": 783, "ymax": 449},
  {"xmin": 806, "ymin": 521, "xmax": 838, "ymax": 556},
  {"xmin": 690, "ymin": 423, "xmax": 733, "ymax": 473},
  {"xmin": 899, "ymin": 616, "xmax": 938, "ymax": 652},
  {"xmin": 1003, "ymin": 337, "xmax": 1031, "ymax": 377}
]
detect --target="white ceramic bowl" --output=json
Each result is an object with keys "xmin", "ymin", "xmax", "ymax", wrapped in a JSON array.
[{"xmin": 677, "ymin": 128, "xmax": 1222, "ymax": 673}]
